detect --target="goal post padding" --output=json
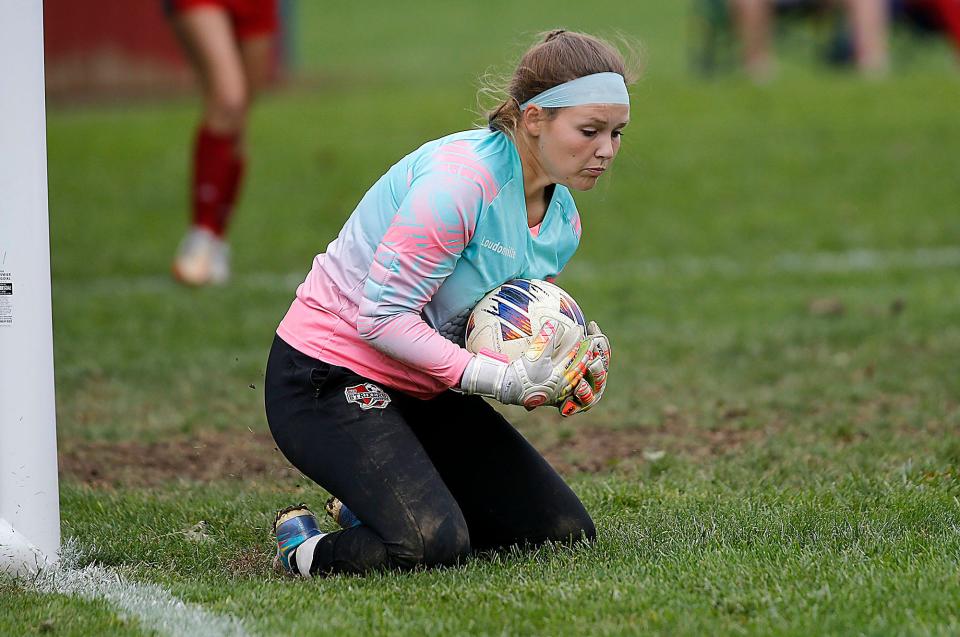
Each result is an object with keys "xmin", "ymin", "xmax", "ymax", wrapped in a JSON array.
[{"xmin": 0, "ymin": 1, "xmax": 61, "ymax": 576}]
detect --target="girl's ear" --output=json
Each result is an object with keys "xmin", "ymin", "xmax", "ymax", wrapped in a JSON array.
[{"xmin": 521, "ymin": 105, "xmax": 545, "ymax": 137}]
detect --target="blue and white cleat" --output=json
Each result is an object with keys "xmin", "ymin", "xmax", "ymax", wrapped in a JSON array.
[
  {"xmin": 325, "ymin": 496, "xmax": 362, "ymax": 529},
  {"xmin": 273, "ymin": 503, "xmax": 322, "ymax": 576}
]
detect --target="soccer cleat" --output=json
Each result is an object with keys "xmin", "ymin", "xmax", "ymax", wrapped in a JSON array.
[
  {"xmin": 172, "ymin": 226, "xmax": 230, "ymax": 286},
  {"xmin": 324, "ymin": 496, "xmax": 362, "ymax": 529},
  {"xmin": 273, "ymin": 503, "xmax": 322, "ymax": 575},
  {"xmin": 209, "ymin": 237, "xmax": 230, "ymax": 284}
]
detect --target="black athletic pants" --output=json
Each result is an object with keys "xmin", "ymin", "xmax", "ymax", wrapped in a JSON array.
[{"xmin": 264, "ymin": 335, "xmax": 595, "ymax": 575}]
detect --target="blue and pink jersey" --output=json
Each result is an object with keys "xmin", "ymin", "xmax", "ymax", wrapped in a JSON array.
[{"xmin": 277, "ymin": 128, "xmax": 582, "ymax": 398}]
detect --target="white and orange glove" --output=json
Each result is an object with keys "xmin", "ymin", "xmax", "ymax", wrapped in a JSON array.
[
  {"xmin": 459, "ymin": 319, "xmax": 592, "ymax": 409},
  {"xmin": 558, "ymin": 321, "xmax": 611, "ymax": 417}
]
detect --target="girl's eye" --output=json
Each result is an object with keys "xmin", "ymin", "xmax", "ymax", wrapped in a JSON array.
[
  {"xmin": 613, "ymin": 129, "xmax": 624, "ymax": 139},
  {"xmin": 581, "ymin": 129, "xmax": 598, "ymax": 137}
]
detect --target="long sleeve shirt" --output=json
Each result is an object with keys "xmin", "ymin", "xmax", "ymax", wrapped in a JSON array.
[{"xmin": 277, "ymin": 128, "xmax": 582, "ymax": 399}]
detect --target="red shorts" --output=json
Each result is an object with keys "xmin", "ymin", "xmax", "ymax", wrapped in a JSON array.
[{"xmin": 166, "ymin": 0, "xmax": 278, "ymax": 39}]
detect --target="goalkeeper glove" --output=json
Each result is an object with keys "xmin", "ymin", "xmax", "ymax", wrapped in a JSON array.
[
  {"xmin": 559, "ymin": 321, "xmax": 611, "ymax": 417},
  {"xmin": 459, "ymin": 318, "xmax": 591, "ymax": 409}
]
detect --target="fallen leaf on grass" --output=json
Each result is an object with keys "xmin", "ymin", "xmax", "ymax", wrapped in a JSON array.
[
  {"xmin": 808, "ymin": 297, "xmax": 845, "ymax": 317},
  {"xmin": 183, "ymin": 521, "xmax": 211, "ymax": 543}
]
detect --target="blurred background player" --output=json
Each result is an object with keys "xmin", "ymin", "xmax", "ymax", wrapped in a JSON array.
[
  {"xmin": 731, "ymin": 0, "xmax": 891, "ymax": 78},
  {"xmin": 267, "ymin": 30, "xmax": 629, "ymax": 577},
  {"xmin": 166, "ymin": 0, "xmax": 278, "ymax": 286}
]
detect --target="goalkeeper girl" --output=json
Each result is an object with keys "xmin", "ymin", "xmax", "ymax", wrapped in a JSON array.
[{"xmin": 266, "ymin": 29, "xmax": 634, "ymax": 577}]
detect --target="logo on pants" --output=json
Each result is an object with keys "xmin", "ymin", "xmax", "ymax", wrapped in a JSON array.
[{"xmin": 344, "ymin": 383, "xmax": 391, "ymax": 410}]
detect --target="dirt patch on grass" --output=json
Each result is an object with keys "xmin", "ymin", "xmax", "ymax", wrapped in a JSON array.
[
  {"xmin": 542, "ymin": 424, "xmax": 762, "ymax": 474},
  {"xmin": 59, "ymin": 422, "xmax": 765, "ymax": 487},
  {"xmin": 59, "ymin": 430, "xmax": 296, "ymax": 488}
]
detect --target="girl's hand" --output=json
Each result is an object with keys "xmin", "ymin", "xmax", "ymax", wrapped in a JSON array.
[
  {"xmin": 558, "ymin": 321, "xmax": 610, "ymax": 417},
  {"xmin": 459, "ymin": 319, "xmax": 590, "ymax": 409}
]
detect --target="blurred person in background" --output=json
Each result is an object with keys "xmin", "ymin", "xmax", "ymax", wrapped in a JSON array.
[
  {"xmin": 894, "ymin": 0, "xmax": 960, "ymax": 58},
  {"xmin": 166, "ymin": 0, "xmax": 278, "ymax": 286},
  {"xmin": 731, "ymin": 0, "xmax": 890, "ymax": 78}
]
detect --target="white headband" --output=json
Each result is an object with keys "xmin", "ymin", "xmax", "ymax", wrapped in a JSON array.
[{"xmin": 519, "ymin": 72, "xmax": 630, "ymax": 110}]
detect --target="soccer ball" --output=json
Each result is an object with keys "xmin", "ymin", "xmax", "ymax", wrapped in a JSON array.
[{"xmin": 464, "ymin": 279, "xmax": 587, "ymax": 361}]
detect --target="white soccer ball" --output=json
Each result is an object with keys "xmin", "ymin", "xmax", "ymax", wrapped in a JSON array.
[{"xmin": 464, "ymin": 279, "xmax": 588, "ymax": 362}]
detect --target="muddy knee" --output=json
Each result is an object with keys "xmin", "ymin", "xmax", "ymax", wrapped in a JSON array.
[
  {"xmin": 390, "ymin": 510, "xmax": 471, "ymax": 569},
  {"xmin": 547, "ymin": 512, "xmax": 596, "ymax": 544},
  {"xmin": 422, "ymin": 512, "xmax": 471, "ymax": 566}
]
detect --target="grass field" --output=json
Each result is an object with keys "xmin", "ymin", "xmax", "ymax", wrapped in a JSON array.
[{"xmin": 4, "ymin": 2, "xmax": 960, "ymax": 635}]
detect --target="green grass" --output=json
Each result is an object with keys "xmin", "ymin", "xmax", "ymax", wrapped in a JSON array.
[
  {"xmin": 12, "ymin": 476, "xmax": 960, "ymax": 635},
  {"xmin": 4, "ymin": 1, "xmax": 960, "ymax": 635},
  {"xmin": 0, "ymin": 584, "xmax": 143, "ymax": 636}
]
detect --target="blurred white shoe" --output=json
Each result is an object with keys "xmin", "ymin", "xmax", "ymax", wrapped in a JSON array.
[{"xmin": 172, "ymin": 226, "xmax": 230, "ymax": 286}]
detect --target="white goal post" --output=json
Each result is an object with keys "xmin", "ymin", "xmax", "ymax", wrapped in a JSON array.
[{"xmin": 0, "ymin": 1, "xmax": 61, "ymax": 576}]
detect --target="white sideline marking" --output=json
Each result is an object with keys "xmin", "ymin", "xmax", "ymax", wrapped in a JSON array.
[
  {"xmin": 26, "ymin": 546, "xmax": 249, "ymax": 637},
  {"xmin": 54, "ymin": 271, "xmax": 306, "ymax": 298},
  {"xmin": 773, "ymin": 246, "xmax": 960, "ymax": 273},
  {"xmin": 565, "ymin": 245, "xmax": 960, "ymax": 280},
  {"xmin": 52, "ymin": 245, "xmax": 960, "ymax": 299}
]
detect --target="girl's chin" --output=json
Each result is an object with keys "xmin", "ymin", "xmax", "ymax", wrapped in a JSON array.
[{"xmin": 565, "ymin": 175, "xmax": 601, "ymax": 192}]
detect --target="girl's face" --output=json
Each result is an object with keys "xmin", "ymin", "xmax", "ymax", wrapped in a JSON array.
[{"xmin": 533, "ymin": 104, "xmax": 630, "ymax": 191}]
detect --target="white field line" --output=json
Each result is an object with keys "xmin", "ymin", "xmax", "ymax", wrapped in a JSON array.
[
  {"xmin": 53, "ymin": 270, "xmax": 307, "ymax": 298},
  {"xmin": 24, "ymin": 546, "xmax": 250, "ymax": 637},
  {"xmin": 52, "ymin": 245, "xmax": 960, "ymax": 299},
  {"xmin": 565, "ymin": 245, "xmax": 960, "ymax": 280}
]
